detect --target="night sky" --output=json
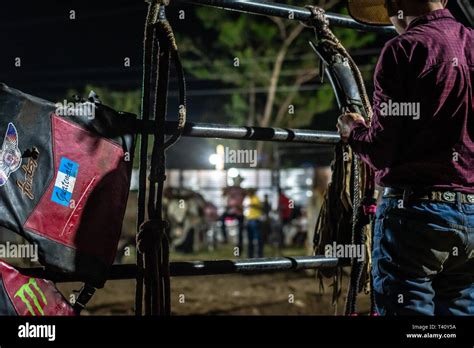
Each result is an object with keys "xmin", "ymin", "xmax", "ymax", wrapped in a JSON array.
[{"xmin": 0, "ymin": 0, "xmax": 192, "ymax": 99}]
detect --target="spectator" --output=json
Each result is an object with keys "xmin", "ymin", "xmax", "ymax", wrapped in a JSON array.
[
  {"xmin": 220, "ymin": 175, "xmax": 246, "ymax": 250},
  {"xmin": 244, "ymin": 188, "xmax": 264, "ymax": 258},
  {"xmin": 277, "ymin": 188, "xmax": 293, "ymax": 248}
]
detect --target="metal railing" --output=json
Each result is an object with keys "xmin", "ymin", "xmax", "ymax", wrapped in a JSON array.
[
  {"xmin": 20, "ymin": 256, "xmax": 346, "ymax": 282},
  {"xmin": 180, "ymin": 0, "xmax": 397, "ymax": 34},
  {"xmin": 163, "ymin": 121, "xmax": 341, "ymax": 144}
]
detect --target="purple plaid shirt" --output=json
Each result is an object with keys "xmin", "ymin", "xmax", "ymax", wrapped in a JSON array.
[{"xmin": 349, "ymin": 9, "xmax": 474, "ymax": 193}]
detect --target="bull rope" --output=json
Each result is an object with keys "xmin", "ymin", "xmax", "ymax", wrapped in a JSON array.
[
  {"xmin": 136, "ymin": 0, "xmax": 186, "ymax": 316},
  {"xmin": 303, "ymin": 6, "xmax": 376, "ymax": 316}
]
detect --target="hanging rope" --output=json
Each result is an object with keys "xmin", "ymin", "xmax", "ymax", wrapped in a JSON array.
[
  {"xmin": 135, "ymin": 0, "xmax": 159, "ymax": 317},
  {"xmin": 303, "ymin": 6, "xmax": 376, "ymax": 316},
  {"xmin": 136, "ymin": 0, "xmax": 186, "ymax": 316}
]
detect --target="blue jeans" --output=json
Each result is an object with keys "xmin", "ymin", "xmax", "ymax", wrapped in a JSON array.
[
  {"xmin": 247, "ymin": 220, "xmax": 263, "ymax": 258},
  {"xmin": 372, "ymin": 196, "xmax": 474, "ymax": 315}
]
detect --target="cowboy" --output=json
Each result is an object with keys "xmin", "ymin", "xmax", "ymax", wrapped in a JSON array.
[{"xmin": 338, "ymin": 0, "xmax": 473, "ymax": 315}]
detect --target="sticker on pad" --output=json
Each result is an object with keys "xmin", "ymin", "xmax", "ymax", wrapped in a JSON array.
[{"xmin": 51, "ymin": 157, "xmax": 79, "ymax": 207}]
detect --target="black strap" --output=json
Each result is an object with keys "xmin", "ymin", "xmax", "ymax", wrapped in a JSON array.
[{"xmin": 73, "ymin": 284, "xmax": 96, "ymax": 314}]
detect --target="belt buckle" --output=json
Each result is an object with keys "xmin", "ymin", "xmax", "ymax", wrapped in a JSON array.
[
  {"xmin": 442, "ymin": 191, "xmax": 456, "ymax": 202},
  {"xmin": 466, "ymin": 194, "xmax": 474, "ymax": 204}
]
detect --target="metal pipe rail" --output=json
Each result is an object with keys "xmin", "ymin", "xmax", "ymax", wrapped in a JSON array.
[
  {"xmin": 163, "ymin": 121, "xmax": 340, "ymax": 144},
  {"xmin": 19, "ymin": 256, "xmax": 345, "ymax": 282},
  {"xmin": 179, "ymin": 0, "xmax": 397, "ymax": 34}
]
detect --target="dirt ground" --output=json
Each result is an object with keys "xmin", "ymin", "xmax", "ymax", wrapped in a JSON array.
[
  {"xmin": 2, "ymin": 192, "xmax": 371, "ymax": 316},
  {"xmin": 58, "ymin": 267, "xmax": 370, "ymax": 316}
]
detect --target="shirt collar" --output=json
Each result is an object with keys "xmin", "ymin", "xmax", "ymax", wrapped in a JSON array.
[{"xmin": 406, "ymin": 9, "xmax": 456, "ymax": 31}]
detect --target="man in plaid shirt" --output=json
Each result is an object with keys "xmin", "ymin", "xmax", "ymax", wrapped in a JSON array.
[{"xmin": 339, "ymin": 0, "xmax": 474, "ymax": 315}]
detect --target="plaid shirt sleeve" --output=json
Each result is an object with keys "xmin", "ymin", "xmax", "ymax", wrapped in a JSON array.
[{"xmin": 349, "ymin": 39, "xmax": 413, "ymax": 171}]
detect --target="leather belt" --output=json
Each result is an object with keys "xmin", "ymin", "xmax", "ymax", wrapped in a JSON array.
[{"xmin": 383, "ymin": 187, "xmax": 474, "ymax": 204}]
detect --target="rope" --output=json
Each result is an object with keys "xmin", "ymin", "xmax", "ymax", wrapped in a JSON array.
[
  {"xmin": 304, "ymin": 6, "xmax": 373, "ymax": 121},
  {"xmin": 135, "ymin": 0, "xmax": 186, "ymax": 316},
  {"xmin": 157, "ymin": 19, "xmax": 187, "ymax": 149},
  {"xmin": 303, "ymin": 6, "xmax": 375, "ymax": 316},
  {"xmin": 147, "ymin": 14, "xmax": 169, "ymax": 313},
  {"xmin": 137, "ymin": 220, "xmax": 170, "ymax": 315},
  {"xmin": 135, "ymin": 0, "xmax": 160, "ymax": 316}
]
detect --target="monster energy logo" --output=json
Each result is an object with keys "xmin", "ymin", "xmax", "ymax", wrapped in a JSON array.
[{"xmin": 14, "ymin": 278, "xmax": 48, "ymax": 316}]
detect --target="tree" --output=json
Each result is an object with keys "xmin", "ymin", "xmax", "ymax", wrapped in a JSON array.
[{"xmin": 176, "ymin": 0, "xmax": 376, "ymax": 163}]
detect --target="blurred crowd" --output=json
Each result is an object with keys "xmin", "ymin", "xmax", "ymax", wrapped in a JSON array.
[
  {"xmin": 0, "ymin": 167, "xmax": 333, "ymax": 261},
  {"xmin": 159, "ymin": 167, "xmax": 332, "ymax": 258}
]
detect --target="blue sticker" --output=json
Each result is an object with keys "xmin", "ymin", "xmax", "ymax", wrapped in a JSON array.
[{"xmin": 51, "ymin": 157, "xmax": 79, "ymax": 207}]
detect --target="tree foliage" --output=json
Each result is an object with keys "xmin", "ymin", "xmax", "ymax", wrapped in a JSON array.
[{"xmin": 178, "ymin": 0, "xmax": 376, "ymax": 130}]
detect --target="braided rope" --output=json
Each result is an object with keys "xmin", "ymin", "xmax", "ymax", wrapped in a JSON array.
[
  {"xmin": 136, "ymin": 0, "xmax": 161, "ymax": 316},
  {"xmin": 136, "ymin": 0, "xmax": 186, "ymax": 316},
  {"xmin": 304, "ymin": 6, "xmax": 375, "ymax": 316}
]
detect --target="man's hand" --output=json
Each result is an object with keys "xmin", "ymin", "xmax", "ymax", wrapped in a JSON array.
[{"xmin": 337, "ymin": 113, "xmax": 366, "ymax": 143}]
